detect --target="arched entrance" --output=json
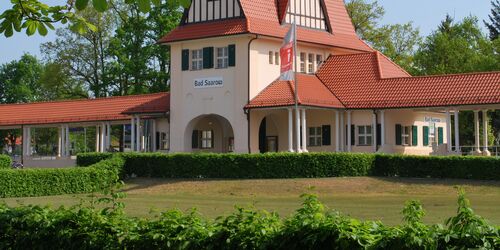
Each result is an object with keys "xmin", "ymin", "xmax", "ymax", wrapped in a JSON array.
[
  {"xmin": 258, "ymin": 115, "xmax": 280, "ymax": 153},
  {"xmin": 184, "ymin": 114, "xmax": 234, "ymax": 153}
]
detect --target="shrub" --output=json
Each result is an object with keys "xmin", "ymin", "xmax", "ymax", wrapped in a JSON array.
[
  {"xmin": 0, "ymin": 156, "xmax": 124, "ymax": 198},
  {"xmin": 0, "ymin": 154, "xmax": 12, "ymax": 169},
  {"xmin": 119, "ymin": 152, "xmax": 376, "ymax": 179},
  {"xmin": 76, "ymin": 152, "xmax": 114, "ymax": 167},
  {"xmin": 0, "ymin": 192, "xmax": 497, "ymax": 249},
  {"xmin": 373, "ymin": 154, "xmax": 500, "ymax": 180}
]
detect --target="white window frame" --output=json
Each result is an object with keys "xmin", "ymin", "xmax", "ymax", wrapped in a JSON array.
[
  {"xmin": 358, "ymin": 125, "xmax": 372, "ymax": 146},
  {"xmin": 429, "ymin": 125, "xmax": 436, "ymax": 146},
  {"xmin": 308, "ymin": 127, "xmax": 322, "ymax": 147},
  {"xmin": 269, "ymin": 51, "xmax": 274, "ymax": 64},
  {"xmin": 316, "ymin": 54, "xmax": 323, "ymax": 69},
  {"xmin": 201, "ymin": 130, "xmax": 213, "ymax": 149},
  {"xmin": 308, "ymin": 53, "xmax": 315, "ymax": 73},
  {"xmin": 216, "ymin": 47, "xmax": 229, "ymax": 69},
  {"xmin": 300, "ymin": 52, "xmax": 306, "ymax": 73},
  {"xmin": 402, "ymin": 126, "xmax": 411, "ymax": 146},
  {"xmin": 191, "ymin": 49, "xmax": 203, "ymax": 71}
]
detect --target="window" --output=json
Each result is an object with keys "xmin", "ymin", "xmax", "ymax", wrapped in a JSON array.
[
  {"xmin": 316, "ymin": 54, "xmax": 323, "ymax": 69},
  {"xmin": 275, "ymin": 52, "xmax": 280, "ymax": 65},
  {"xmin": 201, "ymin": 130, "xmax": 213, "ymax": 149},
  {"xmin": 308, "ymin": 53, "xmax": 314, "ymax": 73},
  {"xmin": 402, "ymin": 126, "xmax": 411, "ymax": 146},
  {"xmin": 161, "ymin": 132, "xmax": 169, "ymax": 150},
  {"xmin": 309, "ymin": 127, "xmax": 322, "ymax": 146},
  {"xmin": 299, "ymin": 52, "xmax": 306, "ymax": 73},
  {"xmin": 216, "ymin": 47, "xmax": 228, "ymax": 68},
  {"xmin": 269, "ymin": 51, "xmax": 274, "ymax": 64},
  {"xmin": 429, "ymin": 125, "xmax": 436, "ymax": 146},
  {"xmin": 191, "ymin": 49, "xmax": 203, "ymax": 70},
  {"xmin": 358, "ymin": 125, "xmax": 372, "ymax": 146}
]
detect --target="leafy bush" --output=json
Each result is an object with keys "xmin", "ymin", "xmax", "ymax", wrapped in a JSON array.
[
  {"xmin": 0, "ymin": 156, "xmax": 123, "ymax": 198},
  {"xmin": 119, "ymin": 152, "xmax": 375, "ymax": 179},
  {"xmin": 0, "ymin": 192, "xmax": 498, "ymax": 249},
  {"xmin": 373, "ymin": 154, "xmax": 500, "ymax": 180},
  {"xmin": 76, "ymin": 152, "xmax": 114, "ymax": 167},
  {"xmin": 0, "ymin": 154, "xmax": 12, "ymax": 169}
]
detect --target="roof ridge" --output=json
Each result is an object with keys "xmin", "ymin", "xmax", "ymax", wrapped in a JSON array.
[
  {"xmin": 0, "ymin": 92, "xmax": 170, "ymax": 107},
  {"xmin": 399, "ymin": 70, "xmax": 500, "ymax": 79},
  {"xmin": 314, "ymin": 73, "xmax": 348, "ymax": 108},
  {"xmin": 374, "ymin": 50, "xmax": 412, "ymax": 78}
]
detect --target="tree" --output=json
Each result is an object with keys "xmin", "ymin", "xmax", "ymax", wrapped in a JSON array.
[
  {"xmin": 41, "ymin": 7, "xmax": 116, "ymax": 97},
  {"xmin": 107, "ymin": 0, "xmax": 181, "ymax": 95},
  {"xmin": 0, "ymin": 53, "xmax": 43, "ymax": 104},
  {"xmin": 39, "ymin": 62, "xmax": 88, "ymax": 100},
  {"xmin": 484, "ymin": 0, "xmax": 500, "ymax": 40},
  {"xmin": 0, "ymin": 0, "xmax": 190, "ymax": 37},
  {"xmin": 345, "ymin": 0, "xmax": 421, "ymax": 72}
]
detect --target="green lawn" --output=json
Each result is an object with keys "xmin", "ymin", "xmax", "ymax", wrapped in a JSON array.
[{"xmin": 2, "ymin": 177, "xmax": 500, "ymax": 225}]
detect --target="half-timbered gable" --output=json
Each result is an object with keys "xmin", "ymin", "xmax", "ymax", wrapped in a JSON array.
[
  {"xmin": 283, "ymin": 0, "xmax": 330, "ymax": 31},
  {"xmin": 183, "ymin": 0, "xmax": 244, "ymax": 24}
]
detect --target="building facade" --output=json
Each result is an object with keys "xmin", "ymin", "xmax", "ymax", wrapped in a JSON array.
[{"xmin": 0, "ymin": 0, "xmax": 499, "ymax": 167}]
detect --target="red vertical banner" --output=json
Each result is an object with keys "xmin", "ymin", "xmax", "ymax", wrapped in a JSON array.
[{"xmin": 280, "ymin": 24, "xmax": 296, "ymax": 81}]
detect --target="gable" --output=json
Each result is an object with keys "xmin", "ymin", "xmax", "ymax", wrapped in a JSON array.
[
  {"xmin": 183, "ymin": 0, "xmax": 244, "ymax": 25},
  {"xmin": 283, "ymin": 0, "xmax": 330, "ymax": 31}
]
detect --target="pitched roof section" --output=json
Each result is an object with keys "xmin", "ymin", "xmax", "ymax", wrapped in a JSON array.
[
  {"xmin": 0, "ymin": 93, "xmax": 170, "ymax": 126},
  {"xmin": 316, "ymin": 52, "xmax": 500, "ymax": 109},
  {"xmin": 160, "ymin": 0, "xmax": 371, "ymax": 51},
  {"xmin": 277, "ymin": 0, "xmax": 289, "ymax": 23},
  {"xmin": 245, "ymin": 74, "xmax": 344, "ymax": 109}
]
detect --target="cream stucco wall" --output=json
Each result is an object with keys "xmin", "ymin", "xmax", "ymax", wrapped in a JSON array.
[{"xmin": 169, "ymin": 35, "xmax": 251, "ymax": 153}]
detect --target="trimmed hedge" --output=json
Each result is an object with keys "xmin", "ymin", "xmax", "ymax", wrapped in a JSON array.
[
  {"xmin": 373, "ymin": 154, "xmax": 500, "ymax": 180},
  {"xmin": 0, "ymin": 154, "xmax": 12, "ymax": 169},
  {"xmin": 118, "ymin": 152, "xmax": 375, "ymax": 179},
  {"xmin": 76, "ymin": 152, "xmax": 113, "ymax": 167},
  {"xmin": 0, "ymin": 156, "xmax": 123, "ymax": 198},
  {"xmin": 78, "ymin": 152, "xmax": 500, "ymax": 180}
]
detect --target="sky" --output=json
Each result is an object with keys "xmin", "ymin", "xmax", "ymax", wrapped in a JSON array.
[{"xmin": 0, "ymin": 0, "xmax": 494, "ymax": 64}]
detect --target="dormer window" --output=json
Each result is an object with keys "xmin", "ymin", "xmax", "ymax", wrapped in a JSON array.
[{"xmin": 284, "ymin": 0, "xmax": 328, "ymax": 31}]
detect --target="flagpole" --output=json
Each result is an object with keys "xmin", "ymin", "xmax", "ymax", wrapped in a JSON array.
[{"xmin": 292, "ymin": 21, "xmax": 301, "ymax": 153}]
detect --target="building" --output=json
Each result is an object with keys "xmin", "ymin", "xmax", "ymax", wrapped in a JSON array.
[{"xmin": 0, "ymin": 0, "xmax": 499, "ymax": 167}]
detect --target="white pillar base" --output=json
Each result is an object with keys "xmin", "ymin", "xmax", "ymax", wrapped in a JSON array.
[{"xmin": 483, "ymin": 150, "xmax": 491, "ymax": 156}]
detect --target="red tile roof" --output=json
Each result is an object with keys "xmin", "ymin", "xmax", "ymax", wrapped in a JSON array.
[
  {"xmin": 0, "ymin": 92, "xmax": 170, "ymax": 126},
  {"xmin": 245, "ymin": 74, "xmax": 344, "ymax": 109},
  {"xmin": 160, "ymin": 0, "xmax": 372, "ymax": 52},
  {"xmin": 249, "ymin": 52, "xmax": 500, "ymax": 109}
]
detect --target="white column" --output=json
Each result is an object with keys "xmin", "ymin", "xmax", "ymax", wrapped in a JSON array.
[
  {"xmin": 106, "ymin": 122, "xmax": 111, "ymax": 151},
  {"xmin": 58, "ymin": 126, "xmax": 63, "ymax": 157},
  {"xmin": 288, "ymin": 108, "xmax": 294, "ymax": 152},
  {"xmin": 372, "ymin": 112, "xmax": 377, "ymax": 153},
  {"xmin": 474, "ymin": 111, "xmax": 481, "ymax": 154},
  {"xmin": 26, "ymin": 127, "xmax": 31, "ymax": 156},
  {"xmin": 340, "ymin": 111, "xmax": 344, "ymax": 151},
  {"xmin": 131, "ymin": 118, "xmax": 135, "ymax": 152},
  {"xmin": 454, "ymin": 110, "xmax": 460, "ymax": 153},
  {"xmin": 65, "ymin": 125, "xmax": 70, "ymax": 157},
  {"xmin": 295, "ymin": 108, "xmax": 302, "ymax": 153},
  {"xmin": 347, "ymin": 111, "xmax": 352, "ymax": 152},
  {"xmin": 99, "ymin": 123, "xmax": 105, "ymax": 153},
  {"xmin": 301, "ymin": 109, "xmax": 308, "ymax": 153},
  {"xmin": 335, "ymin": 110, "xmax": 340, "ymax": 152},
  {"xmin": 95, "ymin": 125, "xmax": 100, "ymax": 152},
  {"xmin": 483, "ymin": 110, "xmax": 491, "ymax": 156},
  {"xmin": 446, "ymin": 110, "xmax": 452, "ymax": 152},
  {"xmin": 22, "ymin": 127, "xmax": 28, "ymax": 156},
  {"xmin": 136, "ymin": 116, "xmax": 141, "ymax": 152},
  {"xmin": 380, "ymin": 110, "xmax": 385, "ymax": 146},
  {"xmin": 152, "ymin": 120, "xmax": 157, "ymax": 152}
]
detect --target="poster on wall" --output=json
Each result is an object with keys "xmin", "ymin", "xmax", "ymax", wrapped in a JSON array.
[{"xmin": 194, "ymin": 77, "xmax": 224, "ymax": 89}]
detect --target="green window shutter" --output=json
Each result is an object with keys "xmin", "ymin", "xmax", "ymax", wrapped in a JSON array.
[
  {"xmin": 228, "ymin": 44, "xmax": 236, "ymax": 67},
  {"xmin": 351, "ymin": 125, "xmax": 355, "ymax": 146},
  {"xmin": 412, "ymin": 125, "xmax": 418, "ymax": 146},
  {"xmin": 203, "ymin": 47, "xmax": 214, "ymax": 69},
  {"xmin": 192, "ymin": 130, "xmax": 199, "ymax": 149},
  {"xmin": 423, "ymin": 126, "xmax": 429, "ymax": 146},
  {"xmin": 181, "ymin": 49, "xmax": 190, "ymax": 71},
  {"xmin": 438, "ymin": 127, "xmax": 444, "ymax": 145},
  {"xmin": 322, "ymin": 125, "xmax": 331, "ymax": 146},
  {"xmin": 395, "ymin": 124, "xmax": 402, "ymax": 145}
]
